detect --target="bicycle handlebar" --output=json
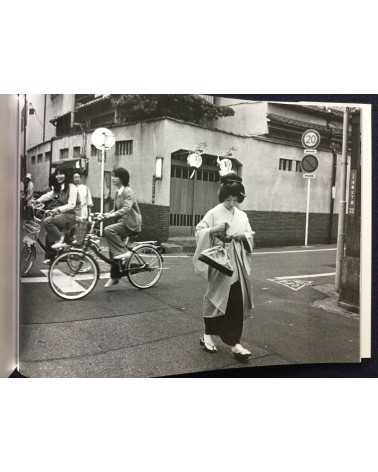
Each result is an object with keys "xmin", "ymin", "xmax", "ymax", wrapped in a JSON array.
[{"xmin": 31, "ymin": 201, "xmax": 45, "ymax": 211}]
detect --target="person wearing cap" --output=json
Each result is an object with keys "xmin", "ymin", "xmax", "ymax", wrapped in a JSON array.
[
  {"xmin": 24, "ymin": 172, "xmax": 34, "ymax": 220},
  {"xmin": 193, "ymin": 172, "xmax": 254, "ymax": 363}
]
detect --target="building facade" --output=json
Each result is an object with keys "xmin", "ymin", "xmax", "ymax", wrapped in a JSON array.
[{"xmin": 22, "ymin": 95, "xmax": 349, "ymax": 246}]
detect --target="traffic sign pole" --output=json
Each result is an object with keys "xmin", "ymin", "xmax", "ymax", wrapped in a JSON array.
[
  {"xmin": 305, "ymin": 176, "xmax": 311, "ymax": 246},
  {"xmin": 301, "ymin": 129, "xmax": 320, "ymax": 247},
  {"xmin": 100, "ymin": 145, "xmax": 105, "ymax": 236}
]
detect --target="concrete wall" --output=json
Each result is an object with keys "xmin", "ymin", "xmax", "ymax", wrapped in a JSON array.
[
  {"xmin": 38, "ymin": 120, "xmax": 168, "ymax": 204},
  {"xmin": 26, "ymin": 141, "xmax": 51, "ymax": 193},
  {"xmin": 240, "ymin": 137, "xmax": 342, "ymax": 214},
  {"xmin": 26, "ymin": 117, "xmax": 344, "ymax": 214},
  {"xmin": 215, "ymin": 99, "xmax": 268, "ymax": 135},
  {"xmin": 214, "ymin": 100, "xmax": 343, "ymax": 137},
  {"xmin": 23, "ymin": 94, "xmax": 75, "ymax": 150},
  {"xmin": 163, "ymin": 119, "xmax": 342, "ymax": 214}
]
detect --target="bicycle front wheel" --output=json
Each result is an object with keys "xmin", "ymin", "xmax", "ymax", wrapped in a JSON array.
[
  {"xmin": 127, "ymin": 245, "xmax": 163, "ymax": 289},
  {"xmin": 49, "ymin": 251, "xmax": 99, "ymax": 300}
]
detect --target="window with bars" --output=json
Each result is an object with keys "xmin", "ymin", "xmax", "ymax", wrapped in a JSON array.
[
  {"xmin": 73, "ymin": 146, "xmax": 81, "ymax": 158},
  {"xmin": 37, "ymin": 154, "xmax": 43, "ymax": 163},
  {"xmin": 295, "ymin": 160, "xmax": 302, "ymax": 172},
  {"xmin": 45, "ymin": 152, "xmax": 51, "ymax": 162},
  {"xmin": 279, "ymin": 158, "xmax": 293, "ymax": 171},
  {"xmin": 171, "ymin": 165, "xmax": 220, "ymax": 182},
  {"xmin": 60, "ymin": 148, "xmax": 69, "ymax": 160},
  {"xmin": 169, "ymin": 213, "xmax": 204, "ymax": 226},
  {"xmin": 115, "ymin": 140, "xmax": 133, "ymax": 156},
  {"xmin": 31, "ymin": 155, "xmax": 36, "ymax": 165}
]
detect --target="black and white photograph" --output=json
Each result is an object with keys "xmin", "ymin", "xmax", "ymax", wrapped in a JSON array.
[
  {"xmin": 2, "ymin": 5, "xmax": 378, "ymax": 472},
  {"xmin": 14, "ymin": 94, "xmax": 369, "ymax": 377}
]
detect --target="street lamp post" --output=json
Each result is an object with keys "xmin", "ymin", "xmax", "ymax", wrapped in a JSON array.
[{"xmin": 91, "ymin": 127, "xmax": 115, "ymax": 236}]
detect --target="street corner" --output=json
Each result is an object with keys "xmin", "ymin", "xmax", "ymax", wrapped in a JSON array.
[{"xmin": 311, "ymin": 284, "xmax": 360, "ymax": 319}]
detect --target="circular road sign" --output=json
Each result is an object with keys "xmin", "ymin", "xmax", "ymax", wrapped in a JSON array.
[
  {"xmin": 91, "ymin": 127, "xmax": 115, "ymax": 151},
  {"xmin": 301, "ymin": 154, "xmax": 319, "ymax": 173},
  {"xmin": 301, "ymin": 129, "xmax": 321, "ymax": 149}
]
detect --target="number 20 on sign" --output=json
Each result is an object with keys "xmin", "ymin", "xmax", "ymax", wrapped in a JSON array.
[{"xmin": 301, "ymin": 129, "xmax": 321, "ymax": 149}]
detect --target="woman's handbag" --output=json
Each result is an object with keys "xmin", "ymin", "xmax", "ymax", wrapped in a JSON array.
[{"xmin": 198, "ymin": 245, "xmax": 234, "ymax": 276}]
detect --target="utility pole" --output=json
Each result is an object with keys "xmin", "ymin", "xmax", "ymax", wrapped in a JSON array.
[
  {"xmin": 43, "ymin": 94, "xmax": 47, "ymax": 142},
  {"xmin": 328, "ymin": 143, "xmax": 337, "ymax": 243},
  {"xmin": 335, "ymin": 107, "xmax": 349, "ymax": 292},
  {"xmin": 22, "ymin": 94, "xmax": 27, "ymax": 180}
]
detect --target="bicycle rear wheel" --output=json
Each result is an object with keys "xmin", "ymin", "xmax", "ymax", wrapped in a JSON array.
[
  {"xmin": 126, "ymin": 245, "xmax": 163, "ymax": 289},
  {"xmin": 21, "ymin": 244, "xmax": 36, "ymax": 275},
  {"xmin": 49, "ymin": 251, "xmax": 99, "ymax": 300}
]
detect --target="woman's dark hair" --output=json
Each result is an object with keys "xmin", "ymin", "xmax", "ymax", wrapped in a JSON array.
[
  {"xmin": 113, "ymin": 167, "xmax": 130, "ymax": 187},
  {"xmin": 50, "ymin": 167, "xmax": 72, "ymax": 193},
  {"xmin": 218, "ymin": 173, "xmax": 245, "ymax": 203}
]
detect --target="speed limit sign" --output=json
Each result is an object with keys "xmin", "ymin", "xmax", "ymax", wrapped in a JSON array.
[{"xmin": 301, "ymin": 129, "xmax": 321, "ymax": 149}]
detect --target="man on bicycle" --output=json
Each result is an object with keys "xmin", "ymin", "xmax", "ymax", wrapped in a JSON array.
[{"xmin": 102, "ymin": 167, "xmax": 142, "ymax": 288}]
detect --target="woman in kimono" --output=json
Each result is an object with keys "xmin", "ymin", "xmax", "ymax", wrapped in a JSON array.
[{"xmin": 193, "ymin": 173, "xmax": 254, "ymax": 362}]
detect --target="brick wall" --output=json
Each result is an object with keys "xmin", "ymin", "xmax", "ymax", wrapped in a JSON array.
[
  {"xmin": 246, "ymin": 210, "xmax": 338, "ymax": 247},
  {"xmin": 92, "ymin": 198, "xmax": 170, "ymax": 242},
  {"xmin": 138, "ymin": 203, "xmax": 169, "ymax": 242}
]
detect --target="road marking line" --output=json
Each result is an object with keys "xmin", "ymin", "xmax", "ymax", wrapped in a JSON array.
[
  {"xmin": 273, "ymin": 272, "xmax": 335, "ymax": 280},
  {"xmin": 255, "ymin": 248, "xmax": 336, "ymax": 256},
  {"xmin": 163, "ymin": 255, "xmax": 191, "ymax": 258},
  {"xmin": 21, "ymin": 276, "xmax": 48, "ymax": 283},
  {"xmin": 268, "ymin": 278, "xmax": 314, "ymax": 291},
  {"xmin": 164, "ymin": 248, "xmax": 336, "ymax": 258},
  {"xmin": 21, "ymin": 267, "xmax": 170, "ymax": 284}
]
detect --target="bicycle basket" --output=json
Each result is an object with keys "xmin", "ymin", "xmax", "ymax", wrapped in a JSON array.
[{"xmin": 72, "ymin": 221, "xmax": 93, "ymax": 246}]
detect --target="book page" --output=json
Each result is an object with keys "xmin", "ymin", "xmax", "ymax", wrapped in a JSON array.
[{"xmin": 0, "ymin": 95, "xmax": 19, "ymax": 377}]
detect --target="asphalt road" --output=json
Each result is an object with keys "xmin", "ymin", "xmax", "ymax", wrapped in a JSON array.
[{"xmin": 19, "ymin": 244, "xmax": 360, "ymax": 377}]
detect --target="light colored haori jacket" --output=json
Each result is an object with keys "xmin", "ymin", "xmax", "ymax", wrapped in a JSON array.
[
  {"xmin": 193, "ymin": 203, "xmax": 254, "ymax": 319},
  {"xmin": 112, "ymin": 186, "xmax": 142, "ymax": 232}
]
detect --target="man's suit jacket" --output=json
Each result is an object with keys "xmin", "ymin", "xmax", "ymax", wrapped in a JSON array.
[{"xmin": 112, "ymin": 186, "xmax": 142, "ymax": 232}]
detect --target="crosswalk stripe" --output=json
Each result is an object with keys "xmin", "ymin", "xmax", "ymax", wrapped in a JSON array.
[{"xmin": 42, "ymin": 269, "xmax": 86, "ymax": 293}]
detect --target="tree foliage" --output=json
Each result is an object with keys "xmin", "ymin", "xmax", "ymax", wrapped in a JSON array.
[{"xmin": 111, "ymin": 94, "xmax": 234, "ymax": 126}]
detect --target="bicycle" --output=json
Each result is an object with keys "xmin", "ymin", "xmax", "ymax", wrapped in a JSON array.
[
  {"xmin": 21, "ymin": 203, "xmax": 82, "ymax": 275},
  {"xmin": 21, "ymin": 203, "xmax": 51, "ymax": 275},
  {"xmin": 48, "ymin": 213, "xmax": 164, "ymax": 300}
]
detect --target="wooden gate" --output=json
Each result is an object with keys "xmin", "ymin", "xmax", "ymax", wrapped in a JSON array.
[{"xmin": 169, "ymin": 151, "xmax": 222, "ymax": 236}]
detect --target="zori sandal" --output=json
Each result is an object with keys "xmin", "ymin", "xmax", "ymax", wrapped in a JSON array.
[{"xmin": 200, "ymin": 337, "xmax": 217, "ymax": 353}]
